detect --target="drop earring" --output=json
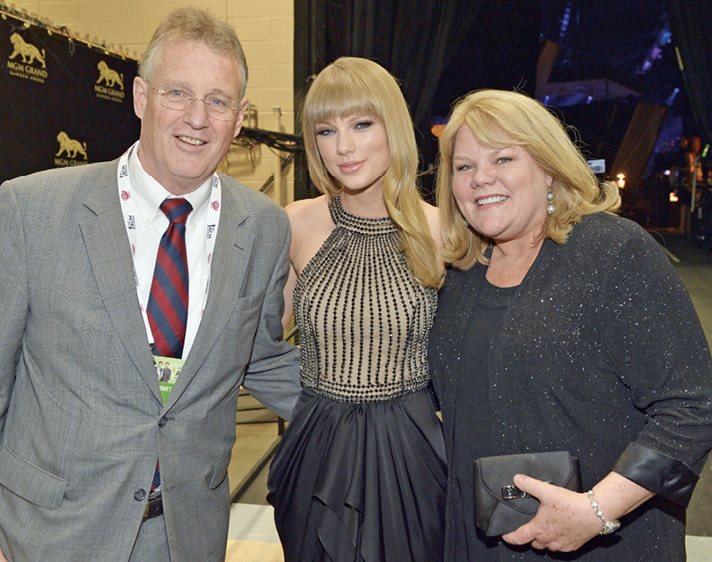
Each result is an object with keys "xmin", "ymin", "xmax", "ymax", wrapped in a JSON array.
[{"xmin": 546, "ymin": 186, "xmax": 556, "ymax": 215}]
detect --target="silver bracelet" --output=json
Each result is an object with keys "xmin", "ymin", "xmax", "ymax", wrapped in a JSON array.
[{"xmin": 586, "ymin": 490, "xmax": 621, "ymax": 535}]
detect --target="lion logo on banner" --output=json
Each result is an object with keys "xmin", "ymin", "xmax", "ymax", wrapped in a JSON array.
[
  {"xmin": 56, "ymin": 132, "xmax": 88, "ymax": 160},
  {"xmin": 96, "ymin": 60, "xmax": 124, "ymax": 90},
  {"xmin": 9, "ymin": 33, "xmax": 46, "ymax": 68}
]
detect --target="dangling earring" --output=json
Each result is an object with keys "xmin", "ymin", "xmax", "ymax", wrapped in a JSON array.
[{"xmin": 546, "ymin": 185, "xmax": 556, "ymax": 215}]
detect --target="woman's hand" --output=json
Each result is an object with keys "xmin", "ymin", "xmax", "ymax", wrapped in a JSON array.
[
  {"xmin": 501, "ymin": 475, "xmax": 601, "ymax": 552},
  {"xmin": 502, "ymin": 472, "xmax": 654, "ymax": 553}
]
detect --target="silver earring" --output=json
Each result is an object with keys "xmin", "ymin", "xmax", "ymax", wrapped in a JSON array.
[{"xmin": 546, "ymin": 186, "xmax": 556, "ymax": 215}]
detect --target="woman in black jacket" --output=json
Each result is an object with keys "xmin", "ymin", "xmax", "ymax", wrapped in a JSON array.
[{"xmin": 430, "ymin": 89, "xmax": 712, "ymax": 561}]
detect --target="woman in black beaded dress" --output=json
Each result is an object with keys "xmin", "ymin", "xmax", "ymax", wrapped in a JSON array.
[
  {"xmin": 429, "ymin": 89, "xmax": 712, "ymax": 560},
  {"xmin": 266, "ymin": 57, "xmax": 446, "ymax": 561}
]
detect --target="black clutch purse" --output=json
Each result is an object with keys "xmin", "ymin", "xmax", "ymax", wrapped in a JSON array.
[{"xmin": 473, "ymin": 451, "xmax": 582, "ymax": 537}]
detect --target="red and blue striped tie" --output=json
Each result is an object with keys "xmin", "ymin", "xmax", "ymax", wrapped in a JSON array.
[
  {"xmin": 147, "ymin": 198, "xmax": 192, "ymax": 359},
  {"xmin": 146, "ymin": 198, "xmax": 192, "ymax": 497}
]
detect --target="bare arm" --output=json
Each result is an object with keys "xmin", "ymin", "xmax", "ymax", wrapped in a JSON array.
[
  {"xmin": 280, "ymin": 201, "xmax": 302, "ymax": 329},
  {"xmin": 280, "ymin": 195, "xmax": 333, "ymax": 330},
  {"xmin": 281, "ymin": 262, "xmax": 298, "ymax": 329}
]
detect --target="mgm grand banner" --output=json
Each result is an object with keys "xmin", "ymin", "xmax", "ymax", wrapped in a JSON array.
[{"xmin": 0, "ymin": 10, "xmax": 140, "ymax": 183}]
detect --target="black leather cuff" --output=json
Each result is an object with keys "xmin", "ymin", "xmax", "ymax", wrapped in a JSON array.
[{"xmin": 612, "ymin": 442, "xmax": 699, "ymax": 507}]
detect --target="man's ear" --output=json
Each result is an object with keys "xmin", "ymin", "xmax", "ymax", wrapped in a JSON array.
[
  {"xmin": 133, "ymin": 76, "xmax": 148, "ymax": 119},
  {"xmin": 233, "ymin": 98, "xmax": 249, "ymax": 138}
]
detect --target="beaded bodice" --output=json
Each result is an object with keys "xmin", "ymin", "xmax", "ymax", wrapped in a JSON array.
[{"xmin": 294, "ymin": 196, "xmax": 437, "ymax": 402}]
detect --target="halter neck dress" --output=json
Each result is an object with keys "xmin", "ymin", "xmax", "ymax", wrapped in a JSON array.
[{"xmin": 267, "ymin": 195, "xmax": 446, "ymax": 562}]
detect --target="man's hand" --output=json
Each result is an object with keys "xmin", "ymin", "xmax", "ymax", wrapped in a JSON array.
[
  {"xmin": 0, "ymin": 546, "xmax": 8, "ymax": 562},
  {"xmin": 501, "ymin": 474, "xmax": 602, "ymax": 552}
]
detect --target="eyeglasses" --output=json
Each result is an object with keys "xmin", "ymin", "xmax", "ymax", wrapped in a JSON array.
[{"xmin": 148, "ymin": 84, "xmax": 239, "ymax": 121}]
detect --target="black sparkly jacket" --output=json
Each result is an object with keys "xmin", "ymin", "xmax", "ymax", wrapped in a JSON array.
[{"xmin": 429, "ymin": 212, "xmax": 712, "ymax": 561}]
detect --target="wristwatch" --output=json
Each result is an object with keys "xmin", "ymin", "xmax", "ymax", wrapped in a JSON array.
[{"xmin": 586, "ymin": 490, "xmax": 621, "ymax": 535}]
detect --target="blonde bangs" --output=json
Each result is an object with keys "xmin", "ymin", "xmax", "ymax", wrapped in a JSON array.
[
  {"xmin": 303, "ymin": 88, "xmax": 381, "ymax": 130},
  {"xmin": 302, "ymin": 65, "xmax": 385, "ymax": 132}
]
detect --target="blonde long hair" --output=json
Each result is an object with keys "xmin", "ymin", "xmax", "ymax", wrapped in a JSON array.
[
  {"xmin": 437, "ymin": 89, "xmax": 620, "ymax": 269},
  {"xmin": 302, "ymin": 57, "xmax": 442, "ymax": 288}
]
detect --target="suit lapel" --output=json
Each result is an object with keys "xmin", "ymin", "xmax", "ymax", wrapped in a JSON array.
[
  {"xmin": 79, "ymin": 162, "xmax": 162, "ymax": 403},
  {"xmin": 163, "ymin": 185, "xmax": 256, "ymax": 409}
]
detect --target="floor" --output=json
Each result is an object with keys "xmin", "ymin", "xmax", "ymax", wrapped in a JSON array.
[{"xmin": 223, "ymin": 231, "xmax": 712, "ymax": 562}]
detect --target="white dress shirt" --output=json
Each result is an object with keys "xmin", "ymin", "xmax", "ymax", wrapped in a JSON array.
[{"xmin": 127, "ymin": 146, "xmax": 212, "ymax": 358}]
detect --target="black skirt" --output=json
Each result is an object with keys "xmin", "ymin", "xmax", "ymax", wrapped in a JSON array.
[{"xmin": 267, "ymin": 386, "xmax": 447, "ymax": 562}]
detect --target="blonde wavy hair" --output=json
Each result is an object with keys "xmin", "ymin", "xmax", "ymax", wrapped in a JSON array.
[
  {"xmin": 302, "ymin": 57, "xmax": 442, "ymax": 288},
  {"xmin": 436, "ymin": 89, "xmax": 620, "ymax": 269}
]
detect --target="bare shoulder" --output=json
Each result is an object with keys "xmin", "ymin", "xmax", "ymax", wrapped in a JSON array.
[
  {"xmin": 285, "ymin": 195, "xmax": 334, "ymax": 272},
  {"xmin": 285, "ymin": 194, "xmax": 328, "ymax": 217},
  {"xmin": 285, "ymin": 195, "xmax": 330, "ymax": 234}
]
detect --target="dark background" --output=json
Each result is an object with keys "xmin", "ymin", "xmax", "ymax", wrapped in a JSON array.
[
  {"xmin": 0, "ymin": 12, "xmax": 140, "ymax": 183},
  {"xmin": 295, "ymin": 0, "xmax": 712, "ymax": 224}
]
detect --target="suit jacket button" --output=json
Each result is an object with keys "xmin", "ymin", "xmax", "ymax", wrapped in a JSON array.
[
  {"xmin": 158, "ymin": 416, "xmax": 168, "ymax": 427},
  {"xmin": 134, "ymin": 488, "xmax": 147, "ymax": 501}
]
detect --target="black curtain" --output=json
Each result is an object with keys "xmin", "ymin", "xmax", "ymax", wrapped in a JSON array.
[
  {"xmin": 668, "ymin": 1, "xmax": 712, "ymax": 141},
  {"xmin": 323, "ymin": 1, "xmax": 483, "ymax": 185},
  {"xmin": 0, "ymin": 12, "xmax": 140, "ymax": 183}
]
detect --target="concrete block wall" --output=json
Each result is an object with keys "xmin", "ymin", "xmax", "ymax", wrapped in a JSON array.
[{"xmin": 11, "ymin": 0, "xmax": 295, "ymax": 204}]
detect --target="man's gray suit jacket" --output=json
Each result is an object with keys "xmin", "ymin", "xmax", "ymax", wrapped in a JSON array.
[{"xmin": 0, "ymin": 160, "xmax": 300, "ymax": 561}]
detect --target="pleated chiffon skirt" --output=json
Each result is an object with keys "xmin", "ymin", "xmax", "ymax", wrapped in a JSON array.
[{"xmin": 267, "ymin": 387, "xmax": 447, "ymax": 562}]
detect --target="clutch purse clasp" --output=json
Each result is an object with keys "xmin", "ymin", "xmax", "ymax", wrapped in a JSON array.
[{"xmin": 501, "ymin": 485, "xmax": 531, "ymax": 500}]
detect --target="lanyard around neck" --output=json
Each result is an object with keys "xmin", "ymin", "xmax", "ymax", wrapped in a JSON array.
[{"xmin": 116, "ymin": 142, "xmax": 222, "ymax": 335}]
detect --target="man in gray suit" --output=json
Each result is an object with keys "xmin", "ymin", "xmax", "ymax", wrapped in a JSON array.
[{"xmin": 0, "ymin": 7, "xmax": 299, "ymax": 562}]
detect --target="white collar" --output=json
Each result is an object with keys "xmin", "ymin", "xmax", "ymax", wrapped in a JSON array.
[{"xmin": 128, "ymin": 141, "xmax": 212, "ymax": 222}]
